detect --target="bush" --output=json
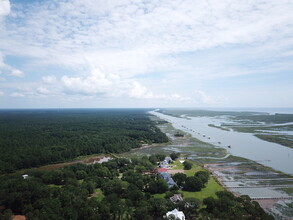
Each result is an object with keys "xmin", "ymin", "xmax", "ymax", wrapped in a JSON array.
[{"xmin": 183, "ymin": 161, "xmax": 193, "ymax": 170}]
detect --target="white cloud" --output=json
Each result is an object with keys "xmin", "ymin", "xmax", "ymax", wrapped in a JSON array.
[
  {"xmin": 0, "ymin": 91, "xmax": 4, "ymax": 96},
  {"xmin": 42, "ymin": 75, "xmax": 56, "ymax": 84},
  {"xmin": 129, "ymin": 81, "xmax": 190, "ymax": 101},
  {"xmin": 10, "ymin": 69, "xmax": 24, "ymax": 77},
  {"xmin": 37, "ymin": 87, "xmax": 50, "ymax": 95},
  {"xmin": 129, "ymin": 81, "xmax": 154, "ymax": 99},
  {"xmin": 10, "ymin": 92, "xmax": 24, "ymax": 97},
  {"xmin": 0, "ymin": 52, "xmax": 24, "ymax": 77},
  {"xmin": 1, "ymin": 0, "xmax": 293, "ymax": 107},
  {"xmin": 59, "ymin": 68, "xmax": 190, "ymax": 101},
  {"xmin": 1, "ymin": 0, "xmax": 293, "ymax": 79},
  {"xmin": 0, "ymin": 0, "xmax": 10, "ymax": 17},
  {"xmin": 61, "ymin": 68, "xmax": 116, "ymax": 96},
  {"xmin": 194, "ymin": 90, "xmax": 217, "ymax": 105}
]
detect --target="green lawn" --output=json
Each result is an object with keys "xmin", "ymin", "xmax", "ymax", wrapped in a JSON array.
[
  {"xmin": 184, "ymin": 166, "xmax": 204, "ymax": 177},
  {"xmin": 152, "ymin": 177, "xmax": 223, "ymax": 201},
  {"xmin": 153, "ymin": 193, "xmax": 166, "ymax": 198},
  {"xmin": 171, "ymin": 160, "xmax": 184, "ymax": 169},
  {"xmin": 179, "ymin": 177, "xmax": 223, "ymax": 201},
  {"xmin": 156, "ymin": 160, "xmax": 224, "ymax": 201},
  {"xmin": 172, "ymin": 160, "xmax": 204, "ymax": 176}
]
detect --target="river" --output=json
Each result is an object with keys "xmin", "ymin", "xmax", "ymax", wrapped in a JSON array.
[{"xmin": 150, "ymin": 111, "xmax": 293, "ymax": 175}]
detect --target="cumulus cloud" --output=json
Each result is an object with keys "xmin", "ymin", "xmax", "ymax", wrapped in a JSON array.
[
  {"xmin": 0, "ymin": 0, "xmax": 10, "ymax": 17},
  {"xmin": 129, "ymin": 81, "xmax": 154, "ymax": 99},
  {"xmin": 1, "ymin": 0, "xmax": 293, "ymax": 78},
  {"xmin": 37, "ymin": 87, "xmax": 50, "ymax": 95},
  {"xmin": 42, "ymin": 75, "xmax": 56, "ymax": 84},
  {"xmin": 194, "ymin": 90, "xmax": 217, "ymax": 105},
  {"xmin": 10, "ymin": 69, "xmax": 24, "ymax": 77},
  {"xmin": 10, "ymin": 92, "xmax": 24, "ymax": 97},
  {"xmin": 61, "ymin": 68, "xmax": 117, "ymax": 96},
  {"xmin": 59, "ymin": 68, "xmax": 190, "ymax": 101},
  {"xmin": 1, "ymin": 0, "xmax": 293, "ymax": 107},
  {"xmin": 129, "ymin": 81, "xmax": 190, "ymax": 101}
]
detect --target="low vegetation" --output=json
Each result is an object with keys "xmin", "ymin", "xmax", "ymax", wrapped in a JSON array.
[{"xmin": 255, "ymin": 134, "xmax": 293, "ymax": 148}]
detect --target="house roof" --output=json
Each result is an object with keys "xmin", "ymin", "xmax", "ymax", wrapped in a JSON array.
[
  {"xmin": 166, "ymin": 208, "xmax": 185, "ymax": 220},
  {"xmin": 159, "ymin": 172, "xmax": 177, "ymax": 188},
  {"xmin": 158, "ymin": 168, "xmax": 168, "ymax": 173},
  {"xmin": 170, "ymin": 194, "xmax": 183, "ymax": 203}
]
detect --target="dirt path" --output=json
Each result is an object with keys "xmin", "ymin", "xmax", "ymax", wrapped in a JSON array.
[{"xmin": 37, "ymin": 155, "xmax": 112, "ymax": 170}]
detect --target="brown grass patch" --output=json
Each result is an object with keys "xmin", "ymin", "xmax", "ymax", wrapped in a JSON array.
[
  {"xmin": 167, "ymin": 169, "xmax": 184, "ymax": 174},
  {"xmin": 12, "ymin": 215, "xmax": 26, "ymax": 220}
]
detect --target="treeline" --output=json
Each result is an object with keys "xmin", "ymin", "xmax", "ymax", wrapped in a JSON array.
[
  {"xmin": 0, "ymin": 156, "xmax": 274, "ymax": 220},
  {"xmin": 0, "ymin": 109, "xmax": 168, "ymax": 174}
]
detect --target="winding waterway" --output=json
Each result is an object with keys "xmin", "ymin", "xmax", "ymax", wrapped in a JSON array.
[{"xmin": 150, "ymin": 111, "xmax": 293, "ymax": 175}]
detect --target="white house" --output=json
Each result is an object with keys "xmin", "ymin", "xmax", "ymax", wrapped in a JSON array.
[
  {"xmin": 22, "ymin": 174, "xmax": 29, "ymax": 179},
  {"xmin": 166, "ymin": 208, "xmax": 185, "ymax": 220}
]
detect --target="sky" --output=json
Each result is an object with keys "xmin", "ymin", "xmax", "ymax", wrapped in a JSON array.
[{"xmin": 0, "ymin": 0, "xmax": 293, "ymax": 108}]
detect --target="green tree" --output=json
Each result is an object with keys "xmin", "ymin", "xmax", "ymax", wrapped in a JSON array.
[
  {"xmin": 195, "ymin": 171, "xmax": 209, "ymax": 184},
  {"xmin": 172, "ymin": 173, "xmax": 187, "ymax": 187},
  {"xmin": 183, "ymin": 176, "xmax": 203, "ymax": 191},
  {"xmin": 183, "ymin": 161, "xmax": 193, "ymax": 170},
  {"xmin": 170, "ymin": 153, "xmax": 180, "ymax": 160}
]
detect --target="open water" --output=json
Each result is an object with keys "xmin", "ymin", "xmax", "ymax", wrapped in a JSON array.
[{"xmin": 151, "ymin": 111, "xmax": 293, "ymax": 175}]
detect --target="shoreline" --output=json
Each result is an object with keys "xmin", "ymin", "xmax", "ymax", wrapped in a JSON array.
[{"xmin": 147, "ymin": 112, "xmax": 293, "ymax": 219}]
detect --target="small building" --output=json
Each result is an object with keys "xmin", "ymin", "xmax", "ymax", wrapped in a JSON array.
[
  {"xmin": 159, "ymin": 172, "xmax": 177, "ymax": 188},
  {"xmin": 164, "ymin": 156, "xmax": 173, "ymax": 164},
  {"xmin": 170, "ymin": 194, "xmax": 183, "ymax": 203},
  {"xmin": 166, "ymin": 208, "xmax": 185, "ymax": 220},
  {"xmin": 22, "ymin": 174, "xmax": 29, "ymax": 179},
  {"xmin": 159, "ymin": 161, "xmax": 169, "ymax": 168}
]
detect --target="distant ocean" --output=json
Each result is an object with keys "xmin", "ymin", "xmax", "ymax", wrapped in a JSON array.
[{"xmin": 178, "ymin": 107, "xmax": 293, "ymax": 114}]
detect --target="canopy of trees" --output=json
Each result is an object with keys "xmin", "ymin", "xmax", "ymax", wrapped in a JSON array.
[
  {"xmin": 0, "ymin": 109, "xmax": 168, "ymax": 174},
  {"xmin": 0, "ymin": 157, "xmax": 274, "ymax": 220},
  {"xmin": 202, "ymin": 191, "xmax": 274, "ymax": 220},
  {"xmin": 173, "ymin": 170, "xmax": 209, "ymax": 192}
]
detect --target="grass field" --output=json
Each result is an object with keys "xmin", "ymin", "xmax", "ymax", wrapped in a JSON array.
[
  {"xmin": 179, "ymin": 177, "xmax": 223, "ymax": 200},
  {"xmin": 155, "ymin": 160, "xmax": 224, "ymax": 201},
  {"xmin": 171, "ymin": 160, "xmax": 204, "ymax": 176}
]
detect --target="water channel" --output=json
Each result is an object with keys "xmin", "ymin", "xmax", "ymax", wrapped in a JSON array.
[{"xmin": 150, "ymin": 111, "xmax": 293, "ymax": 175}]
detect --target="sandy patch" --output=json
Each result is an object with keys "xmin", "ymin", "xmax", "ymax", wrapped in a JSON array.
[
  {"xmin": 12, "ymin": 215, "xmax": 26, "ymax": 220},
  {"xmin": 167, "ymin": 169, "xmax": 184, "ymax": 174},
  {"xmin": 254, "ymin": 199, "xmax": 286, "ymax": 210}
]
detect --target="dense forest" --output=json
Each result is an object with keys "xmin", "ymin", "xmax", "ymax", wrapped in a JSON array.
[
  {"xmin": 0, "ymin": 156, "xmax": 274, "ymax": 220},
  {"xmin": 0, "ymin": 109, "xmax": 168, "ymax": 174}
]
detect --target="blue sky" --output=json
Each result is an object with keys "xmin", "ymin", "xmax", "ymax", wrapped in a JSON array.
[{"xmin": 0, "ymin": 0, "xmax": 293, "ymax": 108}]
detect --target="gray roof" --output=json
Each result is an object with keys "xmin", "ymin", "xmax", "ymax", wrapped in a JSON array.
[
  {"xmin": 170, "ymin": 194, "xmax": 183, "ymax": 203},
  {"xmin": 159, "ymin": 172, "xmax": 177, "ymax": 188}
]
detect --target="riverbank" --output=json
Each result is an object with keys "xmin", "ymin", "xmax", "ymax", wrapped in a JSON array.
[
  {"xmin": 143, "ymin": 113, "xmax": 293, "ymax": 219},
  {"xmin": 151, "ymin": 110, "xmax": 293, "ymax": 175}
]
